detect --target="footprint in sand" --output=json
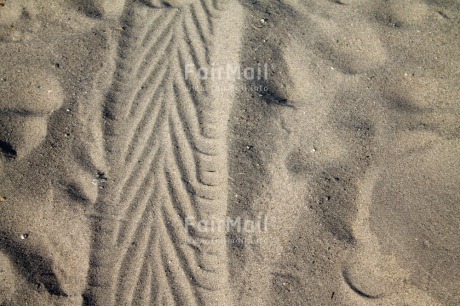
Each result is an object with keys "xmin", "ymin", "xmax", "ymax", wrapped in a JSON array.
[{"xmin": 0, "ymin": 67, "xmax": 63, "ymax": 160}]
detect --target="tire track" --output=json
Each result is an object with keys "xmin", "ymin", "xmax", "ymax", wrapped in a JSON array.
[{"xmin": 88, "ymin": 1, "xmax": 243, "ymax": 304}]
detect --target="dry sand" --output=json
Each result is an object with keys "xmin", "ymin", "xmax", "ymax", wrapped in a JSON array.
[{"xmin": 0, "ymin": 0, "xmax": 459, "ymax": 305}]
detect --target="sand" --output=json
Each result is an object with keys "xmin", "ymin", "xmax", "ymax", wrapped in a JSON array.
[{"xmin": 0, "ymin": 0, "xmax": 459, "ymax": 305}]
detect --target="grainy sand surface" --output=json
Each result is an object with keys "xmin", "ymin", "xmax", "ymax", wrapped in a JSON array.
[{"xmin": 0, "ymin": 0, "xmax": 459, "ymax": 305}]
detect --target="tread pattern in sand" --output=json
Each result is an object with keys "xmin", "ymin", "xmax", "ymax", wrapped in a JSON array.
[{"xmin": 88, "ymin": 1, "xmax": 239, "ymax": 305}]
